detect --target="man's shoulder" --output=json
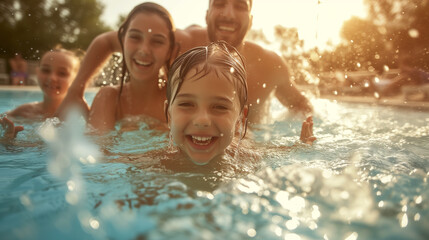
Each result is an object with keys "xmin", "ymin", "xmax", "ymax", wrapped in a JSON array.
[
  {"xmin": 175, "ymin": 25, "xmax": 208, "ymax": 54},
  {"xmin": 176, "ymin": 25, "xmax": 207, "ymax": 41},
  {"xmin": 243, "ymin": 41, "xmax": 282, "ymax": 62}
]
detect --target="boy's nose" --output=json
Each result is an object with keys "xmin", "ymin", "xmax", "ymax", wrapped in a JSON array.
[{"xmin": 193, "ymin": 109, "xmax": 211, "ymax": 127}]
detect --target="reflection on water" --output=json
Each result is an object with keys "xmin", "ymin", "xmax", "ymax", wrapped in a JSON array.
[{"xmin": 1, "ymin": 97, "xmax": 428, "ymax": 240}]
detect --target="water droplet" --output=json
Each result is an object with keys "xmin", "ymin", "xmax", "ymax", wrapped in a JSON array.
[
  {"xmin": 374, "ymin": 92, "xmax": 380, "ymax": 99},
  {"xmin": 383, "ymin": 65, "xmax": 390, "ymax": 72},
  {"xmin": 415, "ymin": 195, "xmax": 422, "ymax": 204},
  {"xmin": 256, "ymin": 98, "xmax": 260, "ymax": 104},
  {"xmin": 414, "ymin": 213, "xmax": 421, "ymax": 221},
  {"xmin": 247, "ymin": 228, "xmax": 256, "ymax": 237},
  {"xmin": 89, "ymin": 218, "xmax": 100, "ymax": 229},
  {"xmin": 408, "ymin": 29, "xmax": 419, "ymax": 38},
  {"xmin": 148, "ymin": 28, "xmax": 152, "ymax": 33},
  {"xmin": 345, "ymin": 232, "xmax": 358, "ymax": 240},
  {"xmin": 400, "ymin": 213, "xmax": 408, "ymax": 228},
  {"xmin": 67, "ymin": 180, "xmax": 76, "ymax": 191},
  {"xmin": 230, "ymin": 67, "xmax": 235, "ymax": 73},
  {"xmin": 262, "ymin": 83, "xmax": 266, "ymax": 88},
  {"xmin": 285, "ymin": 219, "xmax": 299, "ymax": 230}
]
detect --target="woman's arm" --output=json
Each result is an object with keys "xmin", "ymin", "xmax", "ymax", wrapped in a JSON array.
[
  {"xmin": 55, "ymin": 31, "xmax": 121, "ymax": 120},
  {"xmin": 87, "ymin": 86, "xmax": 120, "ymax": 134}
]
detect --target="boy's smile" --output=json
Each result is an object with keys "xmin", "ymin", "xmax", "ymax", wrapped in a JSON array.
[{"xmin": 168, "ymin": 67, "xmax": 242, "ymax": 165}]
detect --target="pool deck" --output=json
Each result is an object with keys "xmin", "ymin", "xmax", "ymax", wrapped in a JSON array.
[
  {"xmin": 0, "ymin": 85, "xmax": 99, "ymax": 92},
  {"xmin": 1, "ymin": 85, "xmax": 429, "ymax": 111},
  {"xmin": 320, "ymin": 94, "xmax": 429, "ymax": 111}
]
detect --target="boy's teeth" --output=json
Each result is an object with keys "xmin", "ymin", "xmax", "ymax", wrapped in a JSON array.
[{"xmin": 192, "ymin": 136, "xmax": 212, "ymax": 145}]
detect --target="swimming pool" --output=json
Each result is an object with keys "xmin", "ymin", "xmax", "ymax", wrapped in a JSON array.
[{"xmin": 1, "ymin": 89, "xmax": 428, "ymax": 240}]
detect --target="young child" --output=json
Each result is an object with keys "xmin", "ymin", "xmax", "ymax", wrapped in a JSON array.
[
  {"xmin": 163, "ymin": 41, "xmax": 315, "ymax": 166},
  {"xmin": 1, "ymin": 46, "xmax": 82, "ymax": 139}
]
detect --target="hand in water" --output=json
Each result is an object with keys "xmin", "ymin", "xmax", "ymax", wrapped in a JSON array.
[
  {"xmin": 0, "ymin": 116, "xmax": 24, "ymax": 139},
  {"xmin": 54, "ymin": 89, "xmax": 90, "ymax": 120},
  {"xmin": 300, "ymin": 116, "xmax": 316, "ymax": 145}
]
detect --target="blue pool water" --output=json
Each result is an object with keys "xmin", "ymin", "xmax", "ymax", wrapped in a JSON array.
[{"xmin": 0, "ymin": 89, "xmax": 428, "ymax": 240}]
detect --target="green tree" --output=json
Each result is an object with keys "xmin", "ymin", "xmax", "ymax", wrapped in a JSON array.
[
  {"xmin": 273, "ymin": 26, "xmax": 317, "ymax": 85},
  {"xmin": 0, "ymin": 0, "xmax": 111, "ymax": 60},
  {"xmin": 364, "ymin": 0, "xmax": 429, "ymax": 69}
]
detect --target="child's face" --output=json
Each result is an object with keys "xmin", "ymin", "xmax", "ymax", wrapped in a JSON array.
[
  {"xmin": 37, "ymin": 51, "xmax": 78, "ymax": 98},
  {"xmin": 168, "ymin": 66, "xmax": 243, "ymax": 165},
  {"xmin": 123, "ymin": 12, "xmax": 171, "ymax": 84}
]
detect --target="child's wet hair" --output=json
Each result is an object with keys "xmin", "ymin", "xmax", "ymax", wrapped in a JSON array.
[
  {"xmin": 43, "ymin": 44, "xmax": 84, "ymax": 70},
  {"xmin": 165, "ymin": 41, "xmax": 248, "ymax": 120}
]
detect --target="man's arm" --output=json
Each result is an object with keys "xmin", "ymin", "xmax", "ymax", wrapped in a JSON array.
[
  {"xmin": 55, "ymin": 31, "xmax": 121, "ymax": 120},
  {"xmin": 271, "ymin": 53, "xmax": 313, "ymax": 117}
]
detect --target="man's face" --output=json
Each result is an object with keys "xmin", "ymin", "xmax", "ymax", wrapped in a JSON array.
[{"xmin": 206, "ymin": 0, "xmax": 252, "ymax": 48}]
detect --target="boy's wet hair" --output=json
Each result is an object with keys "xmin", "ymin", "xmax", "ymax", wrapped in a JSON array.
[
  {"xmin": 165, "ymin": 41, "xmax": 248, "ymax": 119},
  {"xmin": 117, "ymin": 2, "xmax": 176, "ymax": 96}
]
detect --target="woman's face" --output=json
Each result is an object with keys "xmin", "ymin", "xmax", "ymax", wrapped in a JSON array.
[
  {"xmin": 37, "ymin": 51, "xmax": 78, "ymax": 99},
  {"xmin": 168, "ymin": 66, "xmax": 243, "ymax": 165},
  {"xmin": 123, "ymin": 12, "xmax": 171, "ymax": 85}
]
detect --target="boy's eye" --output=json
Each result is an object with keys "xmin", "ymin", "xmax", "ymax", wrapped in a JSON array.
[
  {"xmin": 177, "ymin": 102, "xmax": 194, "ymax": 107},
  {"xmin": 214, "ymin": 105, "xmax": 229, "ymax": 111}
]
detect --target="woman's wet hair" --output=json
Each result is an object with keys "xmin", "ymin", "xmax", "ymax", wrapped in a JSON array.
[
  {"xmin": 165, "ymin": 41, "xmax": 248, "ymax": 128},
  {"xmin": 117, "ymin": 2, "xmax": 176, "ymax": 95}
]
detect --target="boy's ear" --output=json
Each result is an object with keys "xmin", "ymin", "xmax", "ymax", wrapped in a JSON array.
[
  {"xmin": 164, "ymin": 100, "xmax": 170, "ymax": 126},
  {"xmin": 241, "ymin": 105, "xmax": 249, "ymax": 123},
  {"xmin": 236, "ymin": 105, "xmax": 249, "ymax": 138}
]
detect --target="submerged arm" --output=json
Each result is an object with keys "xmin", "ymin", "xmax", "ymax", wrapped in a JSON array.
[{"xmin": 55, "ymin": 31, "xmax": 121, "ymax": 120}]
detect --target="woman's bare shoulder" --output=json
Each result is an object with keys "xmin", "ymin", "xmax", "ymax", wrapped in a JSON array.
[{"xmin": 93, "ymin": 85, "xmax": 121, "ymax": 100}]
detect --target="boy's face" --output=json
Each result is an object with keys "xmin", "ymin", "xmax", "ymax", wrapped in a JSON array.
[
  {"xmin": 37, "ymin": 51, "xmax": 77, "ymax": 98},
  {"xmin": 206, "ymin": 0, "xmax": 253, "ymax": 48},
  {"xmin": 168, "ymin": 66, "xmax": 242, "ymax": 165}
]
